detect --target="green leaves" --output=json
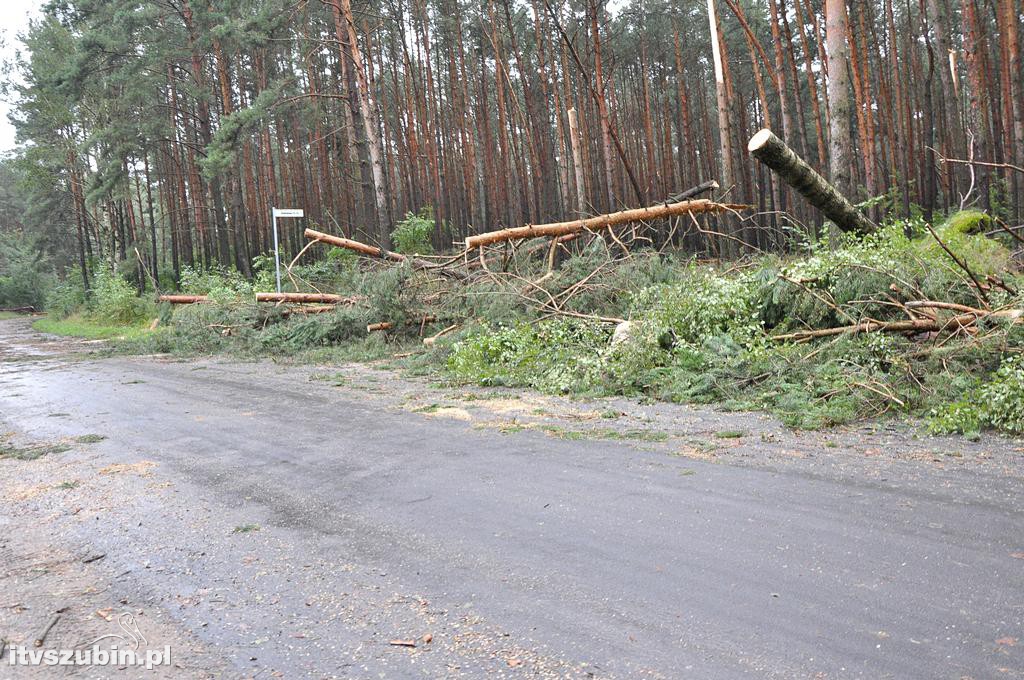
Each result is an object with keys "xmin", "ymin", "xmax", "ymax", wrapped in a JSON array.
[{"xmin": 200, "ymin": 87, "xmax": 280, "ymax": 180}]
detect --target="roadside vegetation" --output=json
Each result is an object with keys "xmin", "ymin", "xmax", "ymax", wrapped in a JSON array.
[{"xmin": 29, "ymin": 209, "xmax": 1024, "ymax": 438}]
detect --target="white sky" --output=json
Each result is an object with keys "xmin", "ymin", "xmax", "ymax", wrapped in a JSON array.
[{"xmin": 0, "ymin": 0, "xmax": 39, "ymax": 153}]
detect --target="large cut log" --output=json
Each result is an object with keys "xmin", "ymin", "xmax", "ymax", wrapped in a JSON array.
[
  {"xmin": 465, "ymin": 198, "xmax": 741, "ymax": 249},
  {"xmin": 159, "ymin": 295, "xmax": 208, "ymax": 304},
  {"xmin": 256, "ymin": 292, "xmax": 346, "ymax": 304},
  {"xmin": 747, "ymin": 129, "xmax": 875, "ymax": 235},
  {"xmin": 305, "ymin": 228, "xmax": 466, "ymax": 279}
]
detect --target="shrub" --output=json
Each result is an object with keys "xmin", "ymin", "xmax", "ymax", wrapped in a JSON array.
[
  {"xmin": 179, "ymin": 265, "xmax": 253, "ymax": 302},
  {"xmin": 45, "ymin": 279, "xmax": 87, "ymax": 319},
  {"xmin": 448, "ymin": 319, "xmax": 610, "ymax": 393},
  {"xmin": 933, "ymin": 354, "xmax": 1024, "ymax": 435},
  {"xmin": 90, "ymin": 265, "xmax": 151, "ymax": 324},
  {"xmin": 391, "ymin": 207, "xmax": 435, "ymax": 255}
]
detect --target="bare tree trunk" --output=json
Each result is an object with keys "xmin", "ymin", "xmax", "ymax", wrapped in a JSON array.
[
  {"xmin": 825, "ymin": 0, "xmax": 856, "ymax": 205},
  {"xmin": 567, "ymin": 107, "xmax": 587, "ymax": 217},
  {"xmin": 333, "ymin": 0, "xmax": 392, "ymax": 248},
  {"xmin": 706, "ymin": 0, "xmax": 735, "ymax": 256}
]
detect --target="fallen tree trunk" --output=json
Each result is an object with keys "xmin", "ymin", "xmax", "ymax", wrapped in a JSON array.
[
  {"xmin": 0, "ymin": 306, "xmax": 38, "ymax": 313},
  {"xmin": 304, "ymin": 229, "xmax": 406, "ymax": 262},
  {"xmin": 772, "ymin": 308, "xmax": 1022, "ymax": 342},
  {"xmin": 256, "ymin": 292, "xmax": 347, "ymax": 304},
  {"xmin": 747, "ymin": 128, "xmax": 876, "ymax": 235},
  {"xmin": 305, "ymin": 228, "xmax": 465, "ymax": 279},
  {"xmin": 464, "ymin": 198, "xmax": 742, "ymax": 249},
  {"xmin": 158, "ymin": 295, "xmax": 208, "ymax": 304}
]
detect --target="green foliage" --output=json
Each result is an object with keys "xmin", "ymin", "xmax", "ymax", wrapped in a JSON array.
[
  {"xmin": 0, "ymin": 231, "xmax": 52, "ymax": 309},
  {"xmin": 44, "ymin": 279, "xmax": 87, "ymax": 319},
  {"xmin": 201, "ymin": 88, "xmax": 280, "ymax": 180},
  {"xmin": 448, "ymin": 319, "xmax": 610, "ymax": 393},
  {"xmin": 448, "ymin": 214, "xmax": 1024, "ymax": 434},
  {"xmin": 179, "ymin": 265, "xmax": 254, "ymax": 302},
  {"xmin": 90, "ymin": 264, "xmax": 152, "ymax": 324},
  {"xmin": 391, "ymin": 207, "xmax": 435, "ymax": 255},
  {"xmin": 930, "ymin": 355, "xmax": 1024, "ymax": 435}
]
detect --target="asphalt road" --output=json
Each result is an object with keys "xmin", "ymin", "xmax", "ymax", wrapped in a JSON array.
[{"xmin": 1, "ymin": 317, "xmax": 1022, "ymax": 678}]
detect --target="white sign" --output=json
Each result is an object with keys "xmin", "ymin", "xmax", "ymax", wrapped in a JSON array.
[{"xmin": 272, "ymin": 208, "xmax": 304, "ymax": 218}]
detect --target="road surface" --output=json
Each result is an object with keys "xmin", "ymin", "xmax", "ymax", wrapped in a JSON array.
[{"xmin": 0, "ymin": 316, "xmax": 1021, "ymax": 678}]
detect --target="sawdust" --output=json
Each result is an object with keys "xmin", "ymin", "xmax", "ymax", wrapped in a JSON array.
[
  {"xmin": 423, "ymin": 407, "xmax": 473, "ymax": 421},
  {"xmin": 99, "ymin": 460, "xmax": 157, "ymax": 476}
]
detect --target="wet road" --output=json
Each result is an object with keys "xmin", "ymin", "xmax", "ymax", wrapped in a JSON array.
[{"xmin": 1, "ymin": 317, "xmax": 1022, "ymax": 678}]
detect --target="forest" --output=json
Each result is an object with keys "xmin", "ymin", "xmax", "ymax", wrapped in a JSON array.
[{"xmin": 0, "ymin": 0, "xmax": 1022, "ymax": 434}]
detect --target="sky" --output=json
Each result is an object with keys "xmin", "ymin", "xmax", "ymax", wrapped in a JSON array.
[{"xmin": 0, "ymin": 0, "xmax": 39, "ymax": 153}]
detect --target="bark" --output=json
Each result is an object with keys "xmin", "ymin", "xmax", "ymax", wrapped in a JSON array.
[
  {"xmin": 333, "ymin": 0, "xmax": 392, "ymax": 248},
  {"xmin": 825, "ymin": 0, "xmax": 856, "ymax": 200},
  {"xmin": 567, "ymin": 107, "xmax": 587, "ymax": 216},
  {"xmin": 748, "ymin": 129, "xmax": 875, "ymax": 235}
]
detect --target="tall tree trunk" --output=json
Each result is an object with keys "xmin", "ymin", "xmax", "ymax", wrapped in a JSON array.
[
  {"xmin": 333, "ymin": 0, "xmax": 392, "ymax": 248},
  {"xmin": 825, "ymin": 0, "xmax": 856, "ymax": 204}
]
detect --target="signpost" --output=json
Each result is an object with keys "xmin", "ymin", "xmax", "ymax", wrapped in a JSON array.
[{"xmin": 271, "ymin": 208, "xmax": 305, "ymax": 293}]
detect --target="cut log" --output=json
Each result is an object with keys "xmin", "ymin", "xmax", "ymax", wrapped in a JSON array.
[
  {"xmin": 256, "ymin": 292, "xmax": 346, "ymax": 304},
  {"xmin": 747, "ymin": 129, "xmax": 876, "ymax": 235},
  {"xmin": 465, "ymin": 199, "xmax": 742, "ymax": 249},
  {"xmin": 158, "ymin": 295, "xmax": 208, "ymax": 304},
  {"xmin": 366, "ymin": 315, "xmax": 437, "ymax": 333}
]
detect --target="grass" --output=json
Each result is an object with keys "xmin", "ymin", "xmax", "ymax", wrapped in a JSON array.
[
  {"xmin": 33, "ymin": 314, "xmax": 154, "ymax": 341},
  {"xmin": 0, "ymin": 440, "xmax": 72, "ymax": 460},
  {"xmin": 75, "ymin": 434, "xmax": 106, "ymax": 444},
  {"xmin": 540, "ymin": 425, "xmax": 670, "ymax": 442},
  {"xmin": 232, "ymin": 523, "xmax": 261, "ymax": 534},
  {"xmin": 0, "ymin": 311, "xmax": 25, "ymax": 320}
]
